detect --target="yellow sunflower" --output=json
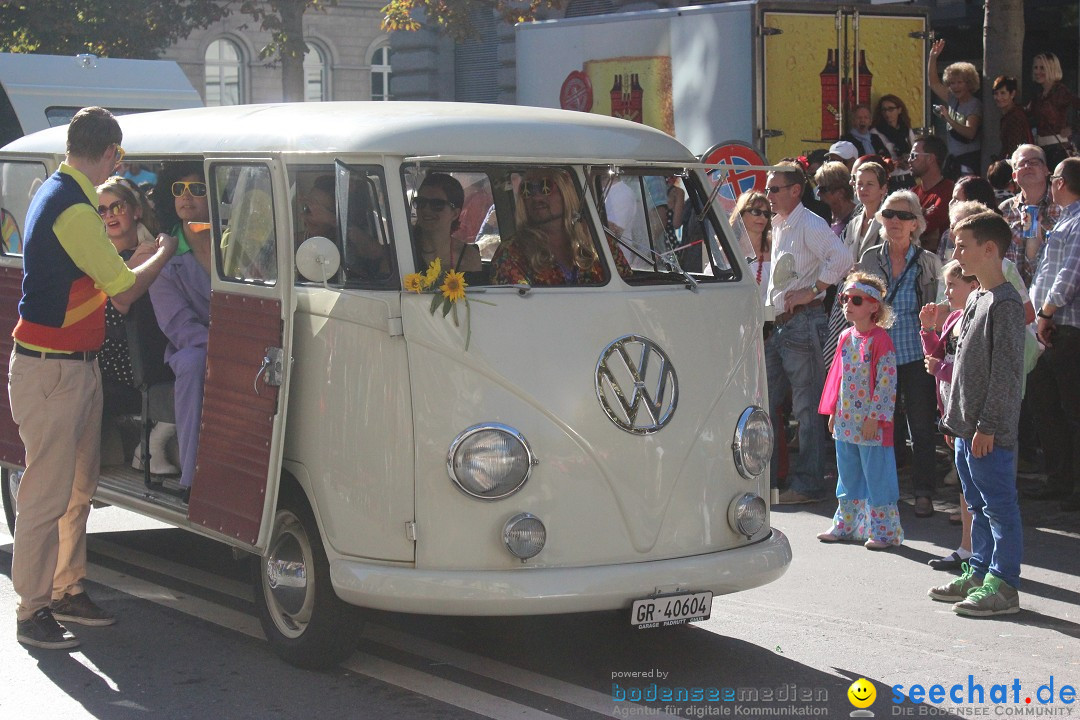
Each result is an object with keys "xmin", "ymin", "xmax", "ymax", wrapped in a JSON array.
[
  {"xmin": 403, "ymin": 273, "xmax": 424, "ymax": 293},
  {"xmin": 423, "ymin": 257, "xmax": 442, "ymax": 288},
  {"xmin": 440, "ymin": 269, "xmax": 467, "ymax": 303}
]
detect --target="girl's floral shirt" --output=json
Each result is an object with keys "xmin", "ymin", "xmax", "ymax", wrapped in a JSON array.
[
  {"xmin": 491, "ymin": 235, "xmax": 633, "ymax": 287},
  {"xmin": 833, "ymin": 328, "xmax": 897, "ymax": 446}
]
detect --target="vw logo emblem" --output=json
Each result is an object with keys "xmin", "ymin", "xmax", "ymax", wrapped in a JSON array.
[{"xmin": 595, "ymin": 335, "xmax": 678, "ymax": 434}]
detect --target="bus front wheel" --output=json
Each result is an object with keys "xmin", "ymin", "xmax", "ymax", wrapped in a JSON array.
[{"xmin": 254, "ymin": 491, "xmax": 363, "ymax": 669}]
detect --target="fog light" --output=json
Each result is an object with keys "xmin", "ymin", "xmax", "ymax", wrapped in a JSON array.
[
  {"xmin": 729, "ymin": 493, "xmax": 767, "ymax": 537},
  {"xmin": 503, "ymin": 513, "xmax": 546, "ymax": 561}
]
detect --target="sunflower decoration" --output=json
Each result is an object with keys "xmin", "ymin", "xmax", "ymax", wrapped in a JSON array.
[{"xmin": 404, "ymin": 259, "xmax": 493, "ymax": 351}]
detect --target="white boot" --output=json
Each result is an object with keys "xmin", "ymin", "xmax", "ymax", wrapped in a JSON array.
[{"xmin": 132, "ymin": 422, "xmax": 181, "ymax": 476}]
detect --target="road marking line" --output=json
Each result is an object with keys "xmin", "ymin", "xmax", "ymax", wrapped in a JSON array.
[
  {"xmin": 344, "ymin": 652, "xmax": 567, "ymax": 720},
  {"xmin": 365, "ymin": 624, "xmax": 675, "ymax": 718},
  {"xmin": 90, "ymin": 537, "xmax": 253, "ymax": 602},
  {"xmin": 85, "ymin": 563, "xmax": 265, "ymax": 639},
  {"xmin": 83, "ymin": 555, "xmax": 606, "ymax": 719}
]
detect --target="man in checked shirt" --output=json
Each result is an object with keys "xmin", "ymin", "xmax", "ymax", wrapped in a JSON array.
[
  {"xmin": 764, "ymin": 162, "xmax": 852, "ymax": 504},
  {"xmin": 1025, "ymin": 157, "xmax": 1080, "ymax": 512}
]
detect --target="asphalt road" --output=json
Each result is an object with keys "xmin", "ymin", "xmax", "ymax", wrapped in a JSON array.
[{"xmin": 1, "ymin": 492, "xmax": 1077, "ymax": 720}]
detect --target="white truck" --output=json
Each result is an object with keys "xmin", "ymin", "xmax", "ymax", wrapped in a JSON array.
[
  {"xmin": 516, "ymin": 1, "xmax": 929, "ymax": 166},
  {"xmin": 0, "ymin": 52, "xmax": 202, "ymax": 146}
]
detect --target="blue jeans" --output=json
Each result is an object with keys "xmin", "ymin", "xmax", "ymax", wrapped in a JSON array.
[
  {"xmin": 955, "ymin": 438, "xmax": 1022, "ymax": 588},
  {"xmin": 766, "ymin": 306, "xmax": 827, "ymax": 497}
]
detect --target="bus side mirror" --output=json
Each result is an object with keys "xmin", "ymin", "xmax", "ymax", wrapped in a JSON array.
[{"xmin": 295, "ymin": 236, "xmax": 341, "ymax": 286}]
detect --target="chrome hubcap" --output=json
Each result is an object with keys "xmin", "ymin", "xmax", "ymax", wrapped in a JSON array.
[{"xmin": 262, "ymin": 510, "xmax": 314, "ymax": 639}]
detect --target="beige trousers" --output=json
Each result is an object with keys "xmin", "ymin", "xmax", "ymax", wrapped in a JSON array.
[{"xmin": 8, "ymin": 350, "xmax": 102, "ymax": 621}]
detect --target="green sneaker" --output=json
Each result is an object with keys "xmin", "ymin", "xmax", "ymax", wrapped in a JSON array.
[
  {"xmin": 953, "ymin": 574, "xmax": 1020, "ymax": 617},
  {"xmin": 927, "ymin": 562, "xmax": 982, "ymax": 602}
]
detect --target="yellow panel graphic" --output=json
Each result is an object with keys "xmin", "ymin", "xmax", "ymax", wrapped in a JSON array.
[
  {"xmin": 763, "ymin": 12, "xmax": 926, "ymax": 163},
  {"xmin": 584, "ymin": 56, "xmax": 675, "ymax": 136}
]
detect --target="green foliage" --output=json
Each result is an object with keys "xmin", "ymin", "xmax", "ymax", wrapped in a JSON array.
[
  {"xmin": 0, "ymin": 0, "xmax": 230, "ymax": 59},
  {"xmin": 381, "ymin": 0, "xmax": 561, "ymax": 40},
  {"xmin": 236, "ymin": 0, "xmax": 335, "ymax": 62}
]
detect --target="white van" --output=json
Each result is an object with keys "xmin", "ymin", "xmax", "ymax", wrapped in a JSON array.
[{"xmin": 0, "ymin": 102, "xmax": 790, "ymax": 668}]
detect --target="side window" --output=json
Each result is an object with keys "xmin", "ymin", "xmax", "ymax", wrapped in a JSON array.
[
  {"xmin": 290, "ymin": 163, "xmax": 396, "ymax": 290},
  {"xmin": 588, "ymin": 168, "xmax": 739, "ymax": 283},
  {"xmin": 211, "ymin": 164, "xmax": 278, "ymax": 284},
  {"xmin": 0, "ymin": 161, "xmax": 48, "ymax": 255}
]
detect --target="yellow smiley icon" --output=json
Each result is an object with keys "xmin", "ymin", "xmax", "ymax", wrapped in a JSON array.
[{"xmin": 848, "ymin": 678, "xmax": 876, "ymax": 709}]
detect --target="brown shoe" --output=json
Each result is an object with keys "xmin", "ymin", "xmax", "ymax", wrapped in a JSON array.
[
  {"xmin": 914, "ymin": 497, "xmax": 934, "ymax": 517},
  {"xmin": 777, "ymin": 489, "xmax": 823, "ymax": 505}
]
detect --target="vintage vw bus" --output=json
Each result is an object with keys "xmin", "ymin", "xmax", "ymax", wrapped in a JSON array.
[{"xmin": 0, "ymin": 102, "xmax": 790, "ymax": 668}]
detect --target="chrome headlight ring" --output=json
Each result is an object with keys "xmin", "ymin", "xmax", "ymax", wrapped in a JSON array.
[
  {"xmin": 732, "ymin": 406, "xmax": 773, "ymax": 479},
  {"xmin": 447, "ymin": 423, "xmax": 536, "ymax": 500}
]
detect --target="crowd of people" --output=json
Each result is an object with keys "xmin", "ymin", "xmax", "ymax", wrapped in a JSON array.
[{"xmin": 749, "ymin": 44, "xmax": 1079, "ymax": 620}]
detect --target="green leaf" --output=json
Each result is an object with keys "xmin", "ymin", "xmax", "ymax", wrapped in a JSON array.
[
  {"xmin": 429, "ymin": 292, "xmax": 441, "ymax": 315},
  {"xmin": 441, "ymin": 297, "xmax": 453, "ymax": 317}
]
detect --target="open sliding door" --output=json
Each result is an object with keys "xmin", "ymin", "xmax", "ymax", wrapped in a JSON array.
[{"xmin": 189, "ymin": 157, "xmax": 293, "ymax": 551}]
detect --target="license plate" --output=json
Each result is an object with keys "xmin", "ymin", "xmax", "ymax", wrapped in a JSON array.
[{"xmin": 631, "ymin": 591, "xmax": 712, "ymax": 628}]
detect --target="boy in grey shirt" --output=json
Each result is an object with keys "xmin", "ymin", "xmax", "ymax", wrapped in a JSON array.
[{"xmin": 928, "ymin": 212, "xmax": 1025, "ymax": 616}]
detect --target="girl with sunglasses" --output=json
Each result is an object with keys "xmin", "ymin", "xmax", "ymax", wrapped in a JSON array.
[
  {"xmin": 871, "ymin": 95, "xmax": 917, "ymax": 190},
  {"xmin": 412, "ymin": 172, "xmax": 481, "ymax": 275},
  {"xmin": 148, "ymin": 162, "xmax": 213, "ymax": 503},
  {"xmin": 856, "ymin": 190, "xmax": 942, "ymax": 519},
  {"xmin": 96, "ymin": 177, "xmax": 181, "ymax": 477},
  {"xmin": 817, "ymin": 271, "xmax": 904, "ymax": 549},
  {"xmin": 728, "ymin": 190, "xmax": 772, "ymax": 304}
]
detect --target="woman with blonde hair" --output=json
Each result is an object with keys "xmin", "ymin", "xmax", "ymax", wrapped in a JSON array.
[
  {"xmin": 1028, "ymin": 52, "xmax": 1080, "ymax": 168},
  {"xmin": 856, "ymin": 190, "xmax": 941, "ymax": 518},
  {"xmin": 729, "ymin": 190, "xmax": 772, "ymax": 301},
  {"xmin": 96, "ymin": 176, "xmax": 180, "ymax": 476},
  {"xmin": 492, "ymin": 169, "xmax": 630, "ymax": 285},
  {"xmin": 928, "ymin": 39, "xmax": 982, "ymax": 175}
]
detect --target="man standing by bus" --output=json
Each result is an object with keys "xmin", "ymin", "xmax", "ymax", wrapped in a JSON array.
[{"xmin": 10, "ymin": 107, "xmax": 176, "ymax": 650}]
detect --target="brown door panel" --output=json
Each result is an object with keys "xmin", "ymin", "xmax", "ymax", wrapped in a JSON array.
[{"xmin": 189, "ymin": 291, "xmax": 282, "ymax": 546}]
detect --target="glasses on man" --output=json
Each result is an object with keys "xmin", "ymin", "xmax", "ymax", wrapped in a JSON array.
[
  {"xmin": 881, "ymin": 208, "xmax": 917, "ymax": 221},
  {"xmin": 520, "ymin": 178, "xmax": 553, "ymax": 197},
  {"xmin": 172, "ymin": 181, "xmax": 207, "ymax": 198},
  {"xmin": 765, "ymin": 183, "xmax": 797, "ymax": 195},
  {"xmin": 113, "ymin": 145, "xmax": 126, "ymax": 164},
  {"xmin": 839, "ymin": 294, "xmax": 869, "ymax": 307},
  {"xmin": 1050, "ymin": 174, "xmax": 1063, "ymax": 182},
  {"xmin": 1015, "ymin": 159, "xmax": 1046, "ymax": 169},
  {"xmin": 908, "ymin": 151, "xmax": 932, "ymax": 161},
  {"xmin": 743, "ymin": 207, "xmax": 774, "ymax": 218},
  {"xmin": 411, "ymin": 197, "xmax": 455, "ymax": 212},
  {"xmin": 97, "ymin": 200, "xmax": 127, "ymax": 217}
]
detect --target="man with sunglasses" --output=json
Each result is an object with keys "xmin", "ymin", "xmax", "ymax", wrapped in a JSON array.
[
  {"xmin": 764, "ymin": 162, "xmax": 852, "ymax": 504},
  {"xmin": 910, "ymin": 135, "xmax": 954, "ymax": 253},
  {"xmin": 9, "ymin": 107, "xmax": 177, "ymax": 649}
]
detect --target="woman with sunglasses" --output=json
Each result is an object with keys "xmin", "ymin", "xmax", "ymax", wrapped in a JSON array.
[
  {"xmin": 856, "ymin": 190, "xmax": 942, "ymax": 518},
  {"xmin": 148, "ymin": 162, "xmax": 213, "ymax": 503},
  {"xmin": 871, "ymin": 95, "xmax": 917, "ymax": 190},
  {"xmin": 491, "ymin": 169, "xmax": 631, "ymax": 286},
  {"xmin": 413, "ymin": 173, "xmax": 481, "ymax": 274},
  {"xmin": 96, "ymin": 177, "xmax": 181, "ymax": 477},
  {"xmin": 729, "ymin": 190, "xmax": 772, "ymax": 304}
]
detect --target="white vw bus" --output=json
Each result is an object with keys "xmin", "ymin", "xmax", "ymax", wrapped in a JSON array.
[{"xmin": 0, "ymin": 102, "xmax": 790, "ymax": 668}]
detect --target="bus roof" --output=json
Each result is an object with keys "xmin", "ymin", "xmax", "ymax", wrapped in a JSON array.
[{"xmin": 0, "ymin": 101, "xmax": 696, "ymax": 162}]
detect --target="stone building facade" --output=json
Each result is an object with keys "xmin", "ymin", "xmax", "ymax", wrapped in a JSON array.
[{"xmin": 160, "ymin": 0, "xmax": 393, "ymax": 105}]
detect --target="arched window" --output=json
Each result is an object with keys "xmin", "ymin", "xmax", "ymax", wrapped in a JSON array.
[
  {"xmin": 205, "ymin": 38, "xmax": 244, "ymax": 106},
  {"xmin": 370, "ymin": 44, "xmax": 392, "ymax": 101},
  {"xmin": 304, "ymin": 42, "xmax": 330, "ymax": 102}
]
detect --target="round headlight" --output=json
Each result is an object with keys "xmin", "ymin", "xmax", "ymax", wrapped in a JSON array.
[
  {"xmin": 503, "ymin": 512, "xmax": 546, "ymax": 560},
  {"xmin": 732, "ymin": 406, "xmax": 773, "ymax": 479},
  {"xmin": 729, "ymin": 493, "xmax": 767, "ymax": 537},
  {"xmin": 448, "ymin": 424, "xmax": 535, "ymax": 500}
]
